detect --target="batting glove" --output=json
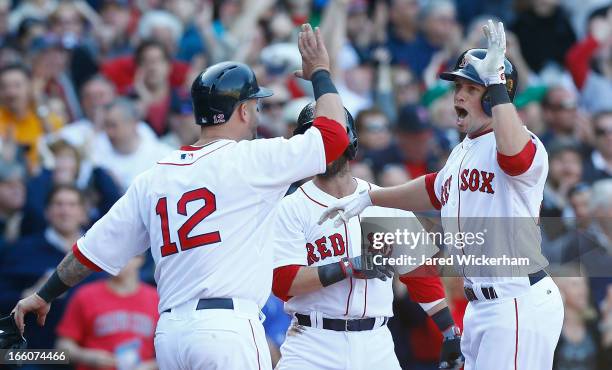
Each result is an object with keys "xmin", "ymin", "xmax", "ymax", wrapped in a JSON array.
[
  {"xmin": 439, "ymin": 326, "xmax": 464, "ymax": 369},
  {"xmin": 465, "ymin": 19, "xmax": 507, "ymax": 86},
  {"xmin": 318, "ymin": 189, "xmax": 373, "ymax": 227},
  {"xmin": 340, "ymin": 256, "xmax": 394, "ymax": 281}
]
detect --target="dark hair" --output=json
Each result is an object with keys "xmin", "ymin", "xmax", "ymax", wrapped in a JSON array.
[
  {"xmin": 45, "ymin": 184, "xmax": 85, "ymax": 208},
  {"xmin": 0, "ymin": 63, "xmax": 30, "ymax": 79},
  {"xmin": 568, "ymin": 182, "xmax": 591, "ymax": 199},
  {"xmin": 134, "ymin": 39, "xmax": 171, "ymax": 66},
  {"xmin": 355, "ymin": 108, "xmax": 388, "ymax": 133}
]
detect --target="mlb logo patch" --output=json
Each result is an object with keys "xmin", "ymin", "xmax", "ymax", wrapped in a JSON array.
[{"xmin": 180, "ymin": 153, "xmax": 194, "ymax": 160}]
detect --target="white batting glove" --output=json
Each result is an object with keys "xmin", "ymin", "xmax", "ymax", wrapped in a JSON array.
[
  {"xmin": 318, "ymin": 189, "xmax": 373, "ymax": 227},
  {"xmin": 465, "ymin": 19, "xmax": 507, "ymax": 86}
]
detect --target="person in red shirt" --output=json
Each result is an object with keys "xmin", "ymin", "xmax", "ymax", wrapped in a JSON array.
[{"xmin": 56, "ymin": 255, "xmax": 159, "ymax": 370}]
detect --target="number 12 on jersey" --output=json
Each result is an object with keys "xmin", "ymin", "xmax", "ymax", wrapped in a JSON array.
[{"xmin": 155, "ymin": 187, "xmax": 221, "ymax": 257}]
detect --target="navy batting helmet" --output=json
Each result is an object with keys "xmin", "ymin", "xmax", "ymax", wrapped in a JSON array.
[
  {"xmin": 294, "ymin": 102, "xmax": 358, "ymax": 160},
  {"xmin": 191, "ymin": 62, "xmax": 273, "ymax": 126},
  {"xmin": 440, "ymin": 49, "xmax": 518, "ymax": 116}
]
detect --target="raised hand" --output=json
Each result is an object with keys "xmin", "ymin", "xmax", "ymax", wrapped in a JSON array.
[
  {"xmin": 295, "ymin": 23, "xmax": 330, "ymax": 80},
  {"xmin": 465, "ymin": 19, "xmax": 507, "ymax": 86}
]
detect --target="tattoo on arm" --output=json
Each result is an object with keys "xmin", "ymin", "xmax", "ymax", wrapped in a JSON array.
[{"xmin": 57, "ymin": 252, "xmax": 94, "ymax": 286}]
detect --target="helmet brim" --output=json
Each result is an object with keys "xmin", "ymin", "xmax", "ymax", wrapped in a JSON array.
[
  {"xmin": 440, "ymin": 70, "xmax": 484, "ymax": 86},
  {"xmin": 250, "ymin": 86, "xmax": 274, "ymax": 99}
]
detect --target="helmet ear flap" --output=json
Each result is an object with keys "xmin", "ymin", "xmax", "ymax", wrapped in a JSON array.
[{"xmin": 481, "ymin": 92, "xmax": 492, "ymax": 117}]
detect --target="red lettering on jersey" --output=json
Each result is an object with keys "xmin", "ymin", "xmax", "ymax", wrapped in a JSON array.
[
  {"xmin": 460, "ymin": 169, "xmax": 469, "ymax": 191},
  {"xmin": 458, "ymin": 168, "xmax": 495, "ymax": 195},
  {"xmin": 315, "ymin": 236, "xmax": 332, "ymax": 259},
  {"xmin": 329, "ymin": 233, "xmax": 345, "ymax": 256},
  {"xmin": 479, "ymin": 171, "xmax": 495, "ymax": 194},
  {"xmin": 440, "ymin": 176, "xmax": 452, "ymax": 206},
  {"xmin": 306, "ymin": 243, "xmax": 319, "ymax": 265},
  {"xmin": 468, "ymin": 169, "xmax": 480, "ymax": 191}
]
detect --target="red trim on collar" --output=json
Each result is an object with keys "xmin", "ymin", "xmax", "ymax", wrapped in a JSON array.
[
  {"xmin": 468, "ymin": 128, "xmax": 493, "ymax": 139},
  {"xmin": 179, "ymin": 140, "xmax": 221, "ymax": 151},
  {"xmin": 299, "ymin": 186, "xmax": 328, "ymax": 208}
]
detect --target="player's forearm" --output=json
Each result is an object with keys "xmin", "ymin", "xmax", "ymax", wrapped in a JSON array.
[
  {"xmin": 370, "ymin": 176, "xmax": 435, "ymax": 212},
  {"xmin": 36, "ymin": 252, "xmax": 93, "ymax": 303},
  {"xmin": 489, "ymin": 85, "xmax": 530, "ymax": 155},
  {"xmin": 287, "ymin": 267, "xmax": 325, "ymax": 296},
  {"xmin": 312, "ymin": 71, "xmax": 346, "ymax": 131}
]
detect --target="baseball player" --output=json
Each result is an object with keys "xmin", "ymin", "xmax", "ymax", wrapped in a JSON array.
[
  {"xmin": 319, "ymin": 21, "xmax": 564, "ymax": 369},
  {"xmin": 271, "ymin": 102, "xmax": 463, "ymax": 370},
  {"xmin": 12, "ymin": 24, "xmax": 350, "ymax": 369}
]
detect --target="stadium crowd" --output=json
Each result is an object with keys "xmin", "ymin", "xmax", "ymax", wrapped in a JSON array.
[{"xmin": 0, "ymin": 0, "xmax": 611, "ymax": 369}]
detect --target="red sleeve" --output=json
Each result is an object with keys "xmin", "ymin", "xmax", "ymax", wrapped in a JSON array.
[
  {"xmin": 272, "ymin": 265, "xmax": 302, "ymax": 302},
  {"xmin": 424, "ymin": 173, "xmax": 441, "ymax": 210},
  {"xmin": 72, "ymin": 244, "xmax": 103, "ymax": 272},
  {"xmin": 497, "ymin": 140, "xmax": 536, "ymax": 176},
  {"xmin": 565, "ymin": 36, "xmax": 599, "ymax": 89},
  {"xmin": 312, "ymin": 116, "xmax": 350, "ymax": 164},
  {"xmin": 399, "ymin": 265, "xmax": 445, "ymax": 303},
  {"xmin": 56, "ymin": 288, "xmax": 87, "ymax": 343}
]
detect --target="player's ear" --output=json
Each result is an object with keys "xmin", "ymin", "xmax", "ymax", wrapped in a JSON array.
[{"xmin": 237, "ymin": 102, "xmax": 249, "ymax": 123}]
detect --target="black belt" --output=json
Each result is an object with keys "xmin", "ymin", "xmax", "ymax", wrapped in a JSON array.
[
  {"xmin": 464, "ymin": 270, "xmax": 548, "ymax": 302},
  {"xmin": 295, "ymin": 313, "xmax": 388, "ymax": 332},
  {"xmin": 163, "ymin": 298, "xmax": 234, "ymax": 313}
]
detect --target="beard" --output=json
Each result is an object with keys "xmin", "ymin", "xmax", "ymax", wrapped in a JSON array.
[{"xmin": 320, "ymin": 153, "xmax": 350, "ymax": 178}]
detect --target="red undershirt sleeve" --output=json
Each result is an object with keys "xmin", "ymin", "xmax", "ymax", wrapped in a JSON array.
[
  {"xmin": 313, "ymin": 117, "xmax": 350, "ymax": 164},
  {"xmin": 272, "ymin": 265, "xmax": 302, "ymax": 302},
  {"xmin": 497, "ymin": 140, "xmax": 536, "ymax": 176},
  {"xmin": 424, "ymin": 173, "xmax": 442, "ymax": 210}
]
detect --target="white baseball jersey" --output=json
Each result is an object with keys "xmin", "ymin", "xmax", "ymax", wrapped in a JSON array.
[
  {"xmin": 75, "ymin": 128, "xmax": 327, "ymax": 312},
  {"xmin": 273, "ymin": 178, "xmax": 427, "ymax": 319},
  {"xmin": 428, "ymin": 129, "xmax": 550, "ymax": 293}
]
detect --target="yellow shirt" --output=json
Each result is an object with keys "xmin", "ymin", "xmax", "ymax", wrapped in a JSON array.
[{"xmin": 0, "ymin": 107, "xmax": 63, "ymax": 170}]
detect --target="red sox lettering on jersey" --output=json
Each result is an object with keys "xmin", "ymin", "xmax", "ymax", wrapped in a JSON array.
[{"xmin": 425, "ymin": 129, "xmax": 550, "ymax": 290}]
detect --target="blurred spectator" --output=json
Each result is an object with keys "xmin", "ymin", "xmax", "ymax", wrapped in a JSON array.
[
  {"xmin": 8, "ymin": 0, "xmax": 57, "ymax": 32},
  {"xmin": 454, "ymin": 0, "xmax": 516, "ymax": 27},
  {"xmin": 56, "ymin": 255, "xmax": 159, "ymax": 370},
  {"xmin": 387, "ymin": 0, "xmax": 459, "ymax": 77},
  {"xmin": 59, "ymin": 75, "xmax": 157, "ymax": 150},
  {"xmin": 28, "ymin": 34, "xmax": 82, "ymax": 122},
  {"xmin": 94, "ymin": 0, "xmax": 135, "ymax": 58},
  {"xmin": 129, "ymin": 39, "xmax": 176, "ymax": 136},
  {"xmin": 512, "ymin": 0, "xmax": 576, "ymax": 74},
  {"xmin": 161, "ymin": 90, "xmax": 200, "ymax": 148},
  {"xmin": 350, "ymin": 161, "xmax": 376, "ymax": 184},
  {"xmin": 13, "ymin": 17, "xmax": 48, "ymax": 55},
  {"xmin": 258, "ymin": 82, "xmax": 291, "ymax": 138},
  {"xmin": 0, "ymin": 0, "xmax": 10, "ymax": 46},
  {"xmin": 542, "ymin": 183, "xmax": 591, "ymax": 266},
  {"xmin": 540, "ymin": 85, "xmax": 580, "ymax": 146},
  {"xmin": 0, "ymin": 160, "xmax": 26, "ymax": 243},
  {"xmin": 553, "ymin": 276, "xmax": 606, "ymax": 370},
  {"xmin": 583, "ymin": 111, "xmax": 612, "ymax": 183},
  {"xmin": 163, "ymin": 0, "xmax": 208, "ymax": 62},
  {"xmin": 565, "ymin": 5, "xmax": 612, "ymax": 114},
  {"xmin": 22, "ymin": 139, "xmax": 121, "ymax": 236},
  {"xmin": 395, "ymin": 104, "xmax": 441, "ymax": 178},
  {"xmin": 92, "ymin": 98, "xmax": 172, "ymax": 192},
  {"xmin": 354, "ymin": 107, "xmax": 403, "ymax": 175},
  {"xmin": 542, "ymin": 139, "xmax": 584, "ymax": 220},
  {"xmin": 0, "ymin": 185, "xmax": 102, "ymax": 350},
  {"xmin": 0, "ymin": 63, "xmax": 64, "ymax": 172},
  {"xmin": 100, "ymin": 42, "xmax": 189, "ymax": 96},
  {"xmin": 378, "ymin": 164, "xmax": 411, "ymax": 187}
]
